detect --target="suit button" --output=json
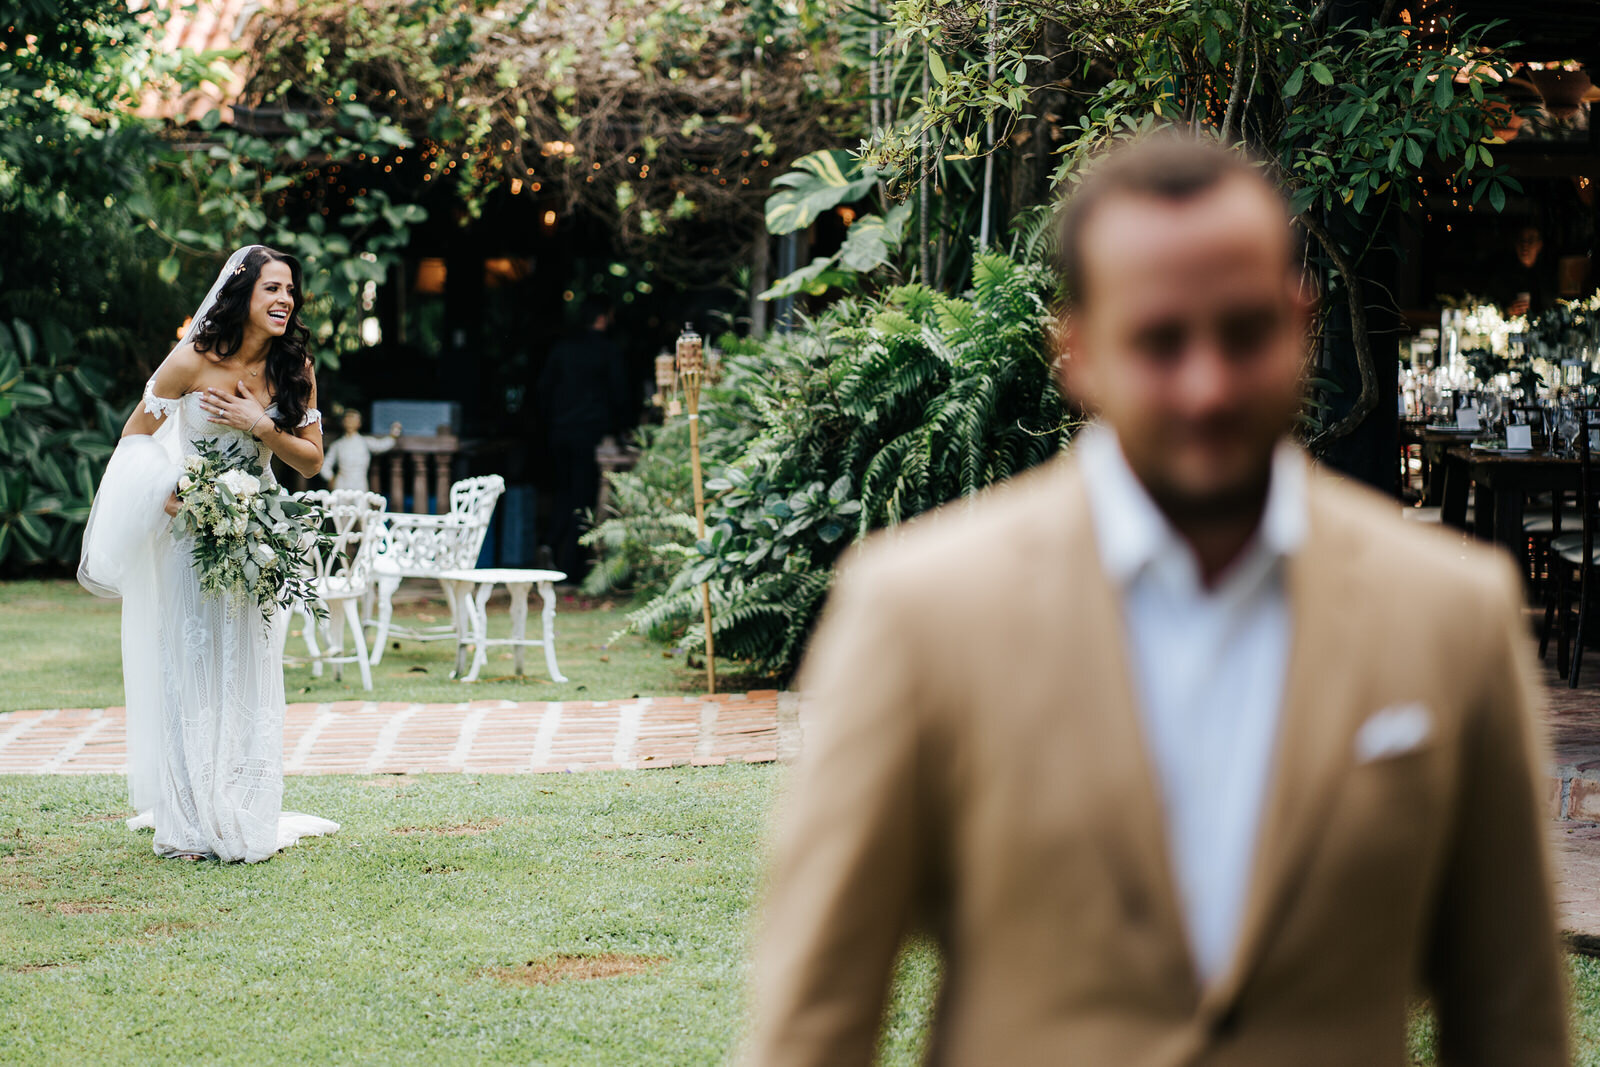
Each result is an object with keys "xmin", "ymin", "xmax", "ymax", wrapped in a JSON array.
[{"xmin": 1210, "ymin": 1005, "xmax": 1240, "ymax": 1041}]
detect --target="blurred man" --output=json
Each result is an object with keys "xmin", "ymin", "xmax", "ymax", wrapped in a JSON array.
[
  {"xmin": 1494, "ymin": 223, "xmax": 1558, "ymax": 318},
  {"xmin": 746, "ymin": 134, "xmax": 1566, "ymax": 1065},
  {"xmin": 539, "ymin": 295, "xmax": 627, "ymax": 581}
]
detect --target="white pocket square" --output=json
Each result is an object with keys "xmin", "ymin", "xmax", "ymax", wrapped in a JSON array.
[{"xmin": 1354, "ymin": 703, "xmax": 1433, "ymax": 763}]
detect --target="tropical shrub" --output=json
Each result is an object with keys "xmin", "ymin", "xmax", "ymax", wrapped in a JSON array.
[
  {"xmin": 0, "ymin": 2, "xmax": 194, "ymax": 571},
  {"xmin": 0, "ymin": 313, "xmax": 121, "ymax": 568},
  {"xmin": 581, "ymin": 334, "xmax": 781, "ymax": 599},
  {"xmin": 628, "ymin": 247, "xmax": 1072, "ymax": 677},
  {"xmin": 873, "ymin": 0, "xmax": 1526, "ymax": 450},
  {"xmin": 580, "ymin": 421, "xmax": 701, "ymax": 601}
]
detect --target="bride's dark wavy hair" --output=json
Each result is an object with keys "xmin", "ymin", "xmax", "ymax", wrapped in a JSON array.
[{"xmin": 190, "ymin": 246, "xmax": 314, "ymax": 431}]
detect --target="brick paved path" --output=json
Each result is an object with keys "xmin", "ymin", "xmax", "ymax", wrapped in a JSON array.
[{"xmin": 0, "ymin": 692, "xmax": 801, "ymax": 776}]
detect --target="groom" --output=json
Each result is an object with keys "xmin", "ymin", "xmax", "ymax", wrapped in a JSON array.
[{"xmin": 745, "ymin": 134, "xmax": 1567, "ymax": 1063}]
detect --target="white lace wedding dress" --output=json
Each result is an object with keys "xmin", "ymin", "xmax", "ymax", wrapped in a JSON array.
[{"xmin": 81, "ymin": 379, "xmax": 338, "ymax": 862}]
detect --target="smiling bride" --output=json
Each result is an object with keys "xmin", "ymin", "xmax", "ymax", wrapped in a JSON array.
[{"xmin": 79, "ymin": 244, "xmax": 339, "ymax": 862}]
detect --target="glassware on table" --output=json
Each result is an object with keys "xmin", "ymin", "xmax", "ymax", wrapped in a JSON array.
[{"xmin": 1556, "ymin": 402, "xmax": 1581, "ymax": 456}]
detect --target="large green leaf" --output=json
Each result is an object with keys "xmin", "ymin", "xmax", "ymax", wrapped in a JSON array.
[
  {"xmin": 0, "ymin": 347, "xmax": 20, "ymax": 392},
  {"xmin": 757, "ymin": 256, "xmax": 856, "ymax": 301},
  {"xmin": 764, "ymin": 150, "xmax": 879, "ymax": 235},
  {"xmin": 10, "ymin": 320, "xmax": 36, "ymax": 363},
  {"xmin": 837, "ymin": 203, "xmax": 913, "ymax": 272},
  {"xmin": 5, "ymin": 383, "xmax": 53, "ymax": 409}
]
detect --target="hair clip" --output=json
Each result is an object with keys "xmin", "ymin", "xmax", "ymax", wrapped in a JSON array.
[{"xmin": 232, "ymin": 265, "xmax": 247, "ymax": 276}]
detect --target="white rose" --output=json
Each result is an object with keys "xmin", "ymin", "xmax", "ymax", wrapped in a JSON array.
[
  {"xmin": 217, "ymin": 469, "xmax": 261, "ymax": 497},
  {"xmin": 252, "ymin": 543, "xmax": 277, "ymax": 564},
  {"xmin": 212, "ymin": 522, "xmax": 231, "ymax": 539},
  {"xmin": 177, "ymin": 475, "xmax": 193, "ymax": 492},
  {"xmin": 232, "ymin": 516, "xmax": 248, "ymax": 536},
  {"xmin": 183, "ymin": 455, "xmax": 205, "ymax": 475}
]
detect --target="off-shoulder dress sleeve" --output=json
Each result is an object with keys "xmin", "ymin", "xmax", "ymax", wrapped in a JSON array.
[{"xmin": 142, "ymin": 376, "xmax": 182, "ymax": 421}]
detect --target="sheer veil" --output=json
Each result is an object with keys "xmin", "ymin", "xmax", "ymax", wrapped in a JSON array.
[{"xmin": 77, "ymin": 245, "xmax": 260, "ymax": 810}]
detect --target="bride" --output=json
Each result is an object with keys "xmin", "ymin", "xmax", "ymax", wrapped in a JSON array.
[{"xmin": 79, "ymin": 244, "xmax": 339, "ymax": 862}]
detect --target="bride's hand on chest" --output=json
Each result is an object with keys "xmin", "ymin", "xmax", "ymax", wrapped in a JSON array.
[{"xmin": 199, "ymin": 380, "xmax": 270, "ymax": 436}]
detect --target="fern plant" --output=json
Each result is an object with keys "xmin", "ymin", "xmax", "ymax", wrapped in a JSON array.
[
  {"xmin": 627, "ymin": 248, "xmax": 1074, "ymax": 679},
  {"xmin": 580, "ymin": 421, "xmax": 700, "ymax": 600}
]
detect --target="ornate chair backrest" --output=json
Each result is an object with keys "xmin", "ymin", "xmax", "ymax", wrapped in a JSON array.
[
  {"xmin": 295, "ymin": 489, "xmax": 388, "ymax": 594},
  {"xmin": 370, "ymin": 474, "xmax": 505, "ymax": 574},
  {"xmin": 445, "ymin": 474, "xmax": 505, "ymax": 567}
]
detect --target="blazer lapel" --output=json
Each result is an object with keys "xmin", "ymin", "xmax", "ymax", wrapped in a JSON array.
[
  {"xmin": 1200, "ymin": 479, "xmax": 1369, "ymax": 1016},
  {"xmin": 1053, "ymin": 464, "xmax": 1202, "ymax": 1000}
]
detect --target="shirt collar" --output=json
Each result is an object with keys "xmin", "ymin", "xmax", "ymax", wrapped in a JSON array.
[{"xmin": 1077, "ymin": 423, "xmax": 1307, "ymax": 590}]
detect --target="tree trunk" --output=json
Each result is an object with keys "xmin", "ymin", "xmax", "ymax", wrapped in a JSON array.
[
  {"xmin": 749, "ymin": 224, "xmax": 770, "ymax": 337},
  {"xmin": 978, "ymin": 0, "xmax": 997, "ymax": 249},
  {"xmin": 920, "ymin": 45, "xmax": 931, "ymax": 283},
  {"xmin": 1310, "ymin": 0, "xmax": 1399, "ymax": 493}
]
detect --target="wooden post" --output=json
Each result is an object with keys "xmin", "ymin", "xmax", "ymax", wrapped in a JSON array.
[
  {"xmin": 677, "ymin": 323, "xmax": 716, "ymax": 695},
  {"xmin": 386, "ymin": 451, "xmax": 405, "ymax": 511},
  {"xmin": 411, "ymin": 450, "xmax": 429, "ymax": 514}
]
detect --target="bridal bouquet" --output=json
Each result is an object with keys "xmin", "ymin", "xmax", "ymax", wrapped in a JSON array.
[{"xmin": 171, "ymin": 437, "xmax": 329, "ymax": 621}]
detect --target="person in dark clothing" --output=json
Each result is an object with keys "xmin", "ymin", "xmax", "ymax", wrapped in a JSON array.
[
  {"xmin": 539, "ymin": 296, "xmax": 627, "ymax": 581},
  {"xmin": 1492, "ymin": 224, "xmax": 1560, "ymax": 319}
]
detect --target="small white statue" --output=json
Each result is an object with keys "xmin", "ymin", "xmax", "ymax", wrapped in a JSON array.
[{"xmin": 322, "ymin": 409, "xmax": 401, "ymax": 492}]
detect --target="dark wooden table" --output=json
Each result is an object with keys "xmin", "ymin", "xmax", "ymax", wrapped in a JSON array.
[
  {"xmin": 1440, "ymin": 445, "xmax": 1582, "ymax": 557},
  {"xmin": 1410, "ymin": 425, "xmax": 1480, "ymax": 504}
]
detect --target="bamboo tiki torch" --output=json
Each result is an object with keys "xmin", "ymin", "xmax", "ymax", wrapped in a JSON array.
[{"xmin": 676, "ymin": 323, "xmax": 716, "ymax": 694}]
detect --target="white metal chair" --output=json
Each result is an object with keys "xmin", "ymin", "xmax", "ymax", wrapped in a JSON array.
[
  {"xmin": 364, "ymin": 474, "xmax": 505, "ymax": 665},
  {"xmin": 285, "ymin": 489, "xmax": 388, "ymax": 690}
]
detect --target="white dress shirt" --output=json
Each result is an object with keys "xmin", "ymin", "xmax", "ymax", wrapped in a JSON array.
[{"xmin": 1077, "ymin": 426, "xmax": 1307, "ymax": 984}]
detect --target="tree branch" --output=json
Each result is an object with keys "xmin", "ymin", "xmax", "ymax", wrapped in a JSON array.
[
  {"xmin": 1221, "ymin": 1, "xmax": 1251, "ymax": 141},
  {"xmin": 1299, "ymin": 211, "xmax": 1378, "ymax": 452}
]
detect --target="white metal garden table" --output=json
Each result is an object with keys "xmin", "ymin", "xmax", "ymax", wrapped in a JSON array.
[{"xmin": 436, "ymin": 567, "xmax": 568, "ymax": 683}]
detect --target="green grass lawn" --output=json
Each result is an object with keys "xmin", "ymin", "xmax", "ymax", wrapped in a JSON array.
[
  {"xmin": 5, "ymin": 580, "xmax": 1598, "ymax": 1063},
  {"xmin": 0, "ymin": 768, "xmax": 939, "ymax": 1065},
  {"xmin": 0, "ymin": 579, "xmax": 772, "ymax": 713},
  {"xmin": 1, "ymin": 770, "xmax": 1597, "ymax": 1065}
]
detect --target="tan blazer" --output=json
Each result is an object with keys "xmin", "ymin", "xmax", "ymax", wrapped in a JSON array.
[{"xmin": 747, "ymin": 454, "xmax": 1566, "ymax": 1066}]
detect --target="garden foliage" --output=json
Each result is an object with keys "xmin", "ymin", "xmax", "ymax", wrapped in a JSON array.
[
  {"xmin": 610, "ymin": 248, "xmax": 1071, "ymax": 677},
  {"xmin": 863, "ymin": 0, "xmax": 1525, "ymax": 448},
  {"xmin": 0, "ymin": 1, "xmax": 427, "ymax": 570},
  {"xmin": 0, "ymin": 2, "xmax": 191, "ymax": 570}
]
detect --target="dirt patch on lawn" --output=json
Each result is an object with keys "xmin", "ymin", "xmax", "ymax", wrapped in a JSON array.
[
  {"xmin": 487, "ymin": 954, "xmax": 666, "ymax": 987},
  {"xmin": 72, "ymin": 812, "xmax": 130, "ymax": 824},
  {"xmin": 361, "ymin": 776, "xmax": 415, "ymax": 788},
  {"xmin": 391, "ymin": 818, "xmax": 504, "ymax": 837},
  {"xmin": 14, "ymin": 962, "xmax": 70, "ymax": 974},
  {"xmin": 23, "ymin": 898, "xmax": 144, "ymax": 916},
  {"xmin": 0, "ymin": 870, "xmax": 46, "ymax": 892},
  {"xmin": 2, "ymin": 833, "xmax": 75, "ymax": 862},
  {"xmin": 141, "ymin": 920, "xmax": 206, "ymax": 938}
]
